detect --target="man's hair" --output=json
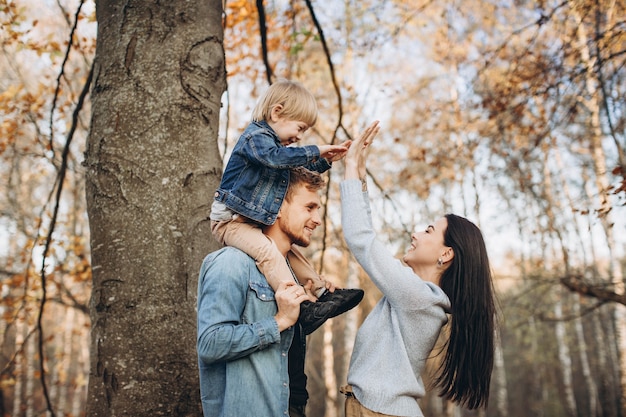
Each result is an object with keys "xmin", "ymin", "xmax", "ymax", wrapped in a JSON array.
[
  {"xmin": 285, "ymin": 167, "xmax": 325, "ymax": 203},
  {"xmin": 251, "ymin": 79, "xmax": 318, "ymax": 127}
]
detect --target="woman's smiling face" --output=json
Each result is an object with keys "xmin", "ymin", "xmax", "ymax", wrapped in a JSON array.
[{"xmin": 402, "ymin": 217, "xmax": 449, "ymax": 269}]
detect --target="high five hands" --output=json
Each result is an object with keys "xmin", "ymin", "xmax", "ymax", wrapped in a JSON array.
[
  {"xmin": 319, "ymin": 140, "xmax": 353, "ymax": 162},
  {"xmin": 344, "ymin": 121, "xmax": 380, "ymax": 182}
]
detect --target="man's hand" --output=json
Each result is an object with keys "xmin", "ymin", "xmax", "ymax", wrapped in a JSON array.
[
  {"xmin": 300, "ymin": 280, "xmax": 318, "ymax": 302},
  {"xmin": 274, "ymin": 281, "xmax": 308, "ymax": 332}
]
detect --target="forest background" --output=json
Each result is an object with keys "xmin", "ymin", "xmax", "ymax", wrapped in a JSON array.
[{"xmin": 1, "ymin": 0, "xmax": 625, "ymax": 416}]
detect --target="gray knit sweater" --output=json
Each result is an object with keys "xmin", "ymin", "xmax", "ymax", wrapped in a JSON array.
[{"xmin": 341, "ymin": 179, "xmax": 451, "ymax": 417}]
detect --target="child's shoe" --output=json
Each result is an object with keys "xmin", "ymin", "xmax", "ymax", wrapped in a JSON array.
[{"xmin": 299, "ymin": 288, "xmax": 364, "ymax": 335}]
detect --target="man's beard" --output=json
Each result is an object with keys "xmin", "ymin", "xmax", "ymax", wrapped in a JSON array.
[{"xmin": 278, "ymin": 216, "xmax": 310, "ymax": 248}]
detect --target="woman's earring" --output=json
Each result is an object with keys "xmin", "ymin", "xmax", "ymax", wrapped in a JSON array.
[{"xmin": 437, "ymin": 258, "xmax": 443, "ymax": 267}]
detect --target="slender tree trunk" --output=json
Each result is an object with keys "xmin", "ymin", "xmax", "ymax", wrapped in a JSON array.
[
  {"xmin": 323, "ymin": 326, "xmax": 338, "ymax": 417},
  {"xmin": 56, "ymin": 306, "xmax": 75, "ymax": 414},
  {"xmin": 573, "ymin": 295, "xmax": 598, "ymax": 416},
  {"xmin": 72, "ymin": 311, "xmax": 90, "ymax": 417},
  {"xmin": 583, "ymin": 168, "xmax": 620, "ymax": 417},
  {"xmin": 555, "ymin": 150, "xmax": 599, "ymax": 416},
  {"xmin": 343, "ymin": 260, "xmax": 359, "ymax": 376},
  {"xmin": 12, "ymin": 318, "xmax": 24, "ymax": 417},
  {"xmin": 571, "ymin": 4, "xmax": 626, "ymax": 412},
  {"xmin": 592, "ymin": 310, "xmax": 611, "ymax": 417},
  {"xmin": 554, "ymin": 293, "xmax": 577, "ymax": 417},
  {"xmin": 542, "ymin": 155, "xmax": 577, "ymax": 416},
  {"xmin": 493, "ymin": 335, "xmax": 508, "ymax": 417},
  {"xmin": 25, "ymin": 334, "xmax": 35, "ymax": 417},
  {"xmin": 528, "ymin": 316, "xmax": 546, "ymax": 417},
  {"xmin": 84, "ymin": 1, "xmax": 225, "ymax": 415},
  {"xmin": 48, "ymin": 313, "xmax": 61, "ymax": 412}
]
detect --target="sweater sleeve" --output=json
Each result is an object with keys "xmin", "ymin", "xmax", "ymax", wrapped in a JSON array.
[{"xmin": 340, "ymin": 179, "xmax": 448, "ymax": 310}]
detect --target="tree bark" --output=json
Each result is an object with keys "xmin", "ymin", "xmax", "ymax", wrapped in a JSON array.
[{"xmin": 84, "ymin": 1, "xmax": 225, "ymax": 415}]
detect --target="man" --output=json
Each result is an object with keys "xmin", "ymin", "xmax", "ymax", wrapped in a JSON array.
[{"xmin": 197, "ymin": 167, "xmax": 345, "ymax": 417}]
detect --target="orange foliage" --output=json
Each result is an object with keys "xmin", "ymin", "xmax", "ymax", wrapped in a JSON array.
[{"xmin": 1, "ymin": 0, "xmax": 95, "ymax": 413}]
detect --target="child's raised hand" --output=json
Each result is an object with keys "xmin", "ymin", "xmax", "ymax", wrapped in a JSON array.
[
  {"xmin": 338, "ymin": 139, "xmax": 353, "ymax": 149},
  {"xmin": 319, "ymin": 143, "xmax": 351, "ymax": 162}
]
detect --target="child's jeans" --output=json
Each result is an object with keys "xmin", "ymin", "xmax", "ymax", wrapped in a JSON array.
[{"xmin": 211, "ymin": 215, "xmax": 325, "ymax": 296}]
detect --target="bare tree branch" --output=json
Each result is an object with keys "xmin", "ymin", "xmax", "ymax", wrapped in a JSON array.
[
  {"xmin": 303, "ymin": 0, "xmax": 344, "ymax": 133},
  {"xmin": 49, "ymin": 0, "xmax": 86, "ymax": 162},
  {"xmin": 255, "ymin": 0, "xmax": 273, "ymax": 83},
  {"xmin": 537, "ymin": 300, "xmax": 608, "ymax": 322},
  {"xmin": 302, "ymin": 0, "xmax": 351, "ymax": 272},
  {"xmin": 561, "ymin": 274, "xmax": 626, "ymax": 305},
  {"xmin": 37, "ymin": 60, "xmax": 93, "ymax": 417}
]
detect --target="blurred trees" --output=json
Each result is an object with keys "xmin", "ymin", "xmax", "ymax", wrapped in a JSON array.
[
  {"xmin": 1, "ymin": 0, "xmax": 94, "ymax": 415},
  {"xmin": 0, "ymin": 0, "xmax": 624, "ymax": 416}
]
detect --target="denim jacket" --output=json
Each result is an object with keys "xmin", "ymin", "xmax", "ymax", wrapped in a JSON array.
[
  {"xmin": 214, "ymin": 120, "xmax": 332, "ymax": 225},
  {"xmin": 197, "ymin": 247, "xmax": 294, "ymax": 417}
]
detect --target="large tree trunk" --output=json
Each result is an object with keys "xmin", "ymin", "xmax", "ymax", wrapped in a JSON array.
[{"xmin": 84, "ymin": 1, "xmax": 225, "ymax": 415}]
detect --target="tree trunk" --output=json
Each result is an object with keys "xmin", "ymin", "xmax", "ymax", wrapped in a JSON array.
[
  {"xmin": 73, "ymin": 310, "xmax": 90, "ymax": 416},
  {"xmin": 583, "ymin": 168, "xmax": 620, "ymax": 417},
  {"xmin": 555, "ymin": 150, "xmax": 599, "ymax": 416},
  {"xmin": 554, "ymin": 293, "xmax": 577, "ymax": 417},
  {"xmin": 12, "ymin": 318, "xmax": 24, "ymax": 417},
  {"xmin": 541, "ymin": 153, "xmax": 577, "ymax": 416},
  {"xmin": 25, "ymin": 334, "xmax": 35, "ymax": 417},
  {"xmin": 322, "ymin": 325, "xmax": 338, "ymax": 417},
  {"xmin": 493, "ymin": 334, "xmax": 508, "ymax": 417},
  {"xmin": 84, "ymin": 1, "xmax": 225, "ymax": 415},
  {"xmin": 57, "ymin": 306, "xmax": 75, "ymax": 414},
  {"xmin": 571, "ymin": 4, "xmax": 626, "ymax": 412}
]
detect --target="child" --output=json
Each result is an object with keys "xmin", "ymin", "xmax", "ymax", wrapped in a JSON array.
[{"xmin": 210, "ymin": 79, "xmax": 363, "ymax": 335}]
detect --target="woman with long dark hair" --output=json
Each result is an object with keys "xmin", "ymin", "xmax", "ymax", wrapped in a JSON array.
[{"xmin": 340, "ymin": 121, "xmax": 497, "ymax": 416}]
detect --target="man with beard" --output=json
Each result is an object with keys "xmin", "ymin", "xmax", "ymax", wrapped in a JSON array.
[{"xmin": 197, "ymin": 167, "xmax": 342, "ymax": 417}]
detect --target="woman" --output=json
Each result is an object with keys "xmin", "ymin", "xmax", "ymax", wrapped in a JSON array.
[{"xmin": 340, "ymin": 121, "xmax": 497, "ymax": 416}]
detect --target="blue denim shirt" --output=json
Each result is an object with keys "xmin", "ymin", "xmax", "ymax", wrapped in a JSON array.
[
  {"xmin": 214, "ymin": 120, "xmax": 332, "ymax": 225},
  {"xmin": 197, "ymin": 247, "xmax": 294, "ymax": 417}
]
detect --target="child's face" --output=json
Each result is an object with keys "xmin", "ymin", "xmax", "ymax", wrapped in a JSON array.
[{"xmin": 270, "ymin": 117, "xmax": 310, "ymax": 146}]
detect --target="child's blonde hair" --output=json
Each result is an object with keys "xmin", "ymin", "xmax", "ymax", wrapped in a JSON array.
[{"xmin": 251, "ymin": 79, "xmax": 318, "ymax": 127}]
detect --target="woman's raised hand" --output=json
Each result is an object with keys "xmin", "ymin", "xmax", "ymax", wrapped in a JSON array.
[{"xmin": 344, "ymin": 121, "xmax": 380, "ymax": 181}]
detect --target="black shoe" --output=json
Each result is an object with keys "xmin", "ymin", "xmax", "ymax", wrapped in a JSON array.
[{"xmin": 299, "ymin": 288, "xmax": 364, "ymax": 335}]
